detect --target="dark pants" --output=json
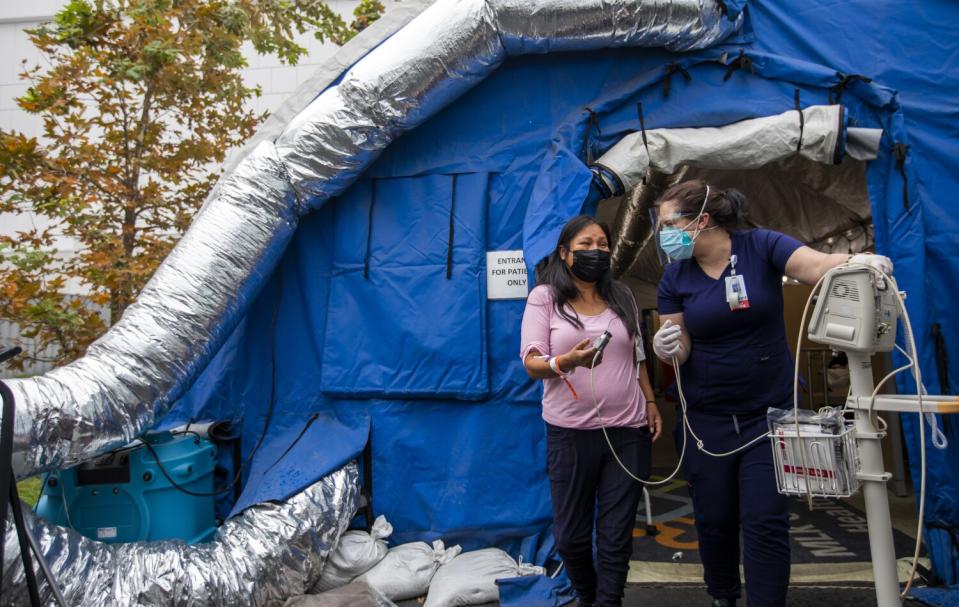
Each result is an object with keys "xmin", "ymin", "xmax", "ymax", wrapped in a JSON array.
[
  {"xmin": 677, "ymin": 411, "xmax": 791, "ymax": 607},
  {"xmin": 546, "ymin": 422, "xmax": 651, "ymax": 607}
]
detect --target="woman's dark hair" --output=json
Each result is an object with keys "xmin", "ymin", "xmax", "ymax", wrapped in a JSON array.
[
  {"xmin": 534, "ymin": 215, "xmax": 639, "ymax": 338},
  {"xmin": 655, "ymin": 179, "xmax": 748, "ymax": 230}
]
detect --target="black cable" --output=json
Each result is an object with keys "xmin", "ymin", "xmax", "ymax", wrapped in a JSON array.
[
  {"xmin": 137, "ymin": 439, "xmax": 235, "ymax": 498},
  {"xmin": 262, "ymin": 413, "xmax": 320, "ymax": 476},
  {"xmin": 136, "ymin": 267, "xmax": 284, "ymax": 499},
  {"xmin": 68, "ymin": 427, "xmax": 199, "ymax": 472}
]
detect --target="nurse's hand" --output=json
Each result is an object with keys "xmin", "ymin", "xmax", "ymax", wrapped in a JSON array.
[
  {"xmin": 653, "ymin": 321, "xmax": 683, "ymax": 360},
  {"xmin": 647, "ymin": 401, "xmax": 662, "ymax": 442},
  {"xmin": 849, "ymin": 253, "xmax": 893, "ymax": 276},
  {"xmin": 561, "ymin": 338, "xmax": 602, "ymax": 370}
]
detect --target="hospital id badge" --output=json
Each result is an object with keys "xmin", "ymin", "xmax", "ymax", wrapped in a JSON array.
[{"xmin": 725, "ymin": 274, "xmax": 750, "ymax": 311}]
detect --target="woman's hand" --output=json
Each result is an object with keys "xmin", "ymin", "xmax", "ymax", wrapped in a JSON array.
[
  {"xmin": 647, "ymin": 401, "xmax": 663, "ymax": 442},
  {"xmin": 785, "ymin": 247, "xmax": 895, "ymax": 285},
  {"xmin": 559, "ymin": 338, "xmax": 602, "ymax": 370},
  {"xmin": 850, "ymin": 253, "xmax": 893, "ymax": 275},
  {"xmin": 653, "ymin": 320, "xmax": 683, "ymax": 359}
]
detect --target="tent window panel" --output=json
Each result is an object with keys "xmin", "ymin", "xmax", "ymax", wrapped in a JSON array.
[{"xmin": 321, "ymin": 173, "xmax": 490, "ymax": 400}]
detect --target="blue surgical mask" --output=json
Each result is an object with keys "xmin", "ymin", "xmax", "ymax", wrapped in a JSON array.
[
  {"xmin": 659, "ymin": 227, "xmax": 695, "ymax": 260},
  {"xmin": 658, "ymin": 185, "xmax": 711, "ymax": 262}
]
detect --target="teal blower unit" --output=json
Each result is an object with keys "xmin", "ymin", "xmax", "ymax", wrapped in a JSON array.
[{"xmin": 35, "ymin": 431, "xmax": 218, "ymax": 544}]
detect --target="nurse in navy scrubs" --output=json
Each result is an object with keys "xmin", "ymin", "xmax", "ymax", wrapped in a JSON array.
[{"xmin": 650, "ymin": 180, "xmax": 892, "ymax": 607}]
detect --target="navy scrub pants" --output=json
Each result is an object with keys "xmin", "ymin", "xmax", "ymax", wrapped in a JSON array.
[
  {"xmin": 677, "ymin": 410, "xmax": 791, "ymax": 607},
  {"xmin": 546, "ymin": 422, "xmax": 652, "ymax": 607}
]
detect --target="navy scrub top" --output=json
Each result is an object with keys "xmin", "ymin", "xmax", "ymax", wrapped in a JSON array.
[{"xmin": 657, "ymin": 229, "xmax": 804, "ymax": 415}]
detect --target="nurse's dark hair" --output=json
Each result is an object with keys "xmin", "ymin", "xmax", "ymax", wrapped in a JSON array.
[
  {"xmin": 656, "ymin": 179, "xmax": 748, "ymax": 230},
  {"xmin": 534, "ymin": 215, "xmax": 639, "ymax": 339}
]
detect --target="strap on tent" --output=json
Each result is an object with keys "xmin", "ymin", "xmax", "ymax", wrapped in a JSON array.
[
  {"xmin": 795, "ymin": 89, "xmax": 805, "ymax": 153},
  {"xmin": 361, "ymin": 428, "xmax": 374, "ymax": 530},
  {"xmin": 894, "ymin": 142, "xmax": 910, "ymax": 212},
  {"xmin": 636, "ymin": 102, "xmax": 651, "ymax": 163},
  {"xmin": 663, "ymin": 63, "xmax": 692, "ymax": 98},
  {"xmin": 723, "ymin": 49, "xmax": 755, "ymax": 81},
  {"xmin": 364, "ymin": 179, "xmax": 377, "ymax": 279},
  {"xmin": 446, "ymin": 174, "xmax": 457, "ymax": 279},
  {"xmin": 583, "ymin": 108, "xmax": 600, "ymax": 164},
  {"xmin": 932, "ymin": 323, "xmax": 951, "ymax": 394},
  {"xmin": 828, "ymin": 73, "xmax": 873, "ymax": 105}
]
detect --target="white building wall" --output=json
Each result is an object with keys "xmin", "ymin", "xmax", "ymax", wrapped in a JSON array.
[{"xmin": 0, "ymin": 1, "xmax": 392, "ymax": 376}]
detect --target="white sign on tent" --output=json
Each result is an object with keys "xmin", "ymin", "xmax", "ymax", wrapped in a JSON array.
[{"xmin": 486, "ymin": 250, "xmax": 528, "ymax": 300}]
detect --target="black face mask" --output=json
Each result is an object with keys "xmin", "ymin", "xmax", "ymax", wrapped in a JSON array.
[{"xmin": 570, "ymin": 249, "xmax": 610, "ymax": 282}]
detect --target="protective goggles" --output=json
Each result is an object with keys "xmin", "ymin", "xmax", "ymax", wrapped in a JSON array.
[{"xmin": 648, "ymin": 207, "xmax": 705, "ymax": 265}]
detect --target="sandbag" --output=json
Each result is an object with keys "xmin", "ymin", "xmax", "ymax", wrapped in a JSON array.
[
  {"xmin": 423, "ymin": 548, "xmax": 545, "ymax": 607},
  {"xmin": 312, "ymin": 515, "xmax": 393, "ymax": 592},
  {"xmin": 358, "ymin": 540, "xmax": 462, "ymax": 601}
]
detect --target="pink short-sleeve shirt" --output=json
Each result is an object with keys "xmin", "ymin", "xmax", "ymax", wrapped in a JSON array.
[{"xmin": 520, "ymin": 284, "xmax": 648, "ymax": 430}]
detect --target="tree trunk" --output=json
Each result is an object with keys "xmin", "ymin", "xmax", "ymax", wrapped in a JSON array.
[{"xmin": 110, "ymin": 206, "xmax": 139, "ymax": 324}]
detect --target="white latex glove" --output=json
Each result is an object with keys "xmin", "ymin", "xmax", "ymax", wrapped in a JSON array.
[
  {"xmin": 850, "ymin": 253, "xmax": 893, "ymax": 276},
  {"xmin": 653, "ymin": 320, "xmax": 683, "ymax": 359}
]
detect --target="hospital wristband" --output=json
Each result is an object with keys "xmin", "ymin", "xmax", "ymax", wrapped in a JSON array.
[{"xmin": 549, "ymin": 355, "xmax": 571, "ymax": 377}]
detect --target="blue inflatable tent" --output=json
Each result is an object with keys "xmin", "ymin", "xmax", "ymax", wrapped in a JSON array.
[
  {"xmin": 167, "ymin": 0, "xmax": 959, "ymax": 589},
  {"xmin": 152, "ymin": 0, "xmax": 958, "ymax": 590},
  {"xmin": 8, "ymin": 0, "xmax": 959, "ymax": 604}
]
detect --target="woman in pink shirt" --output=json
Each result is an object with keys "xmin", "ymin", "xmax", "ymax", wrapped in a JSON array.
[{"xmin": 520, "ymin": 215, "xmax": 661, "ymax": 607}]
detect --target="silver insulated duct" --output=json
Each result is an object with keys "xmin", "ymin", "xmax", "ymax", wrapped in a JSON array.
[
  {"xmin": 7, "ymin": 0, "xmax": 741, "ymax": 479},
  {"xmin": 1, "ymin": 0, "xmax": 740, "ymax": 604},
  {"xmin": 1, "ymin": 463, "xmax": 358, "ymax": 606}
]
